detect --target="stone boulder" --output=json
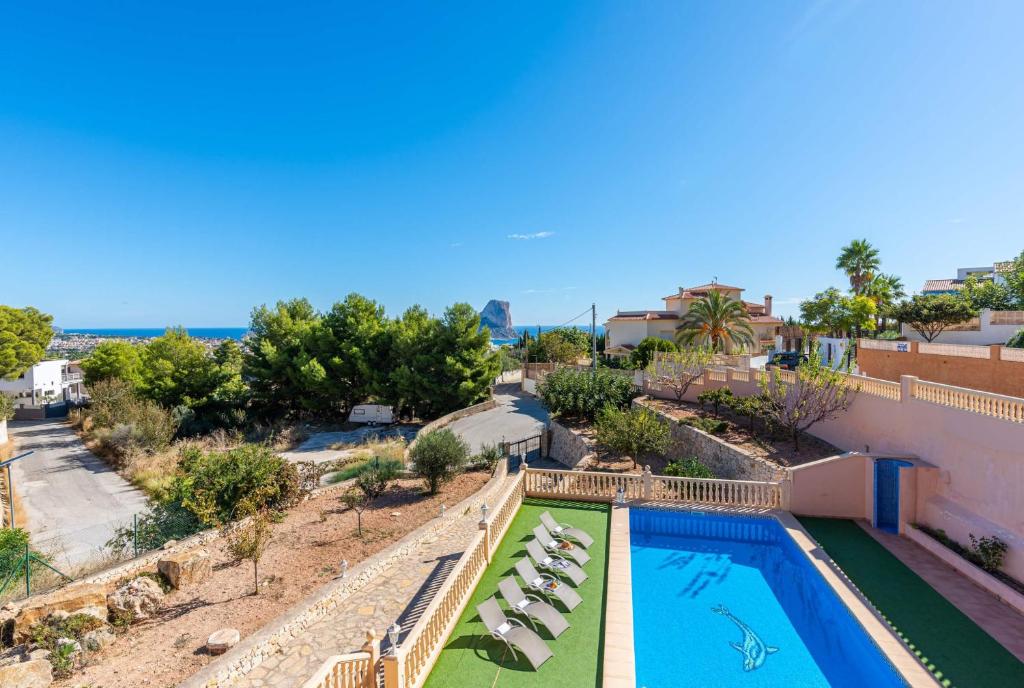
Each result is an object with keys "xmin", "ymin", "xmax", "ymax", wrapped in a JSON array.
[
  {"xmin": 0, "ymin": 659, "xmax": 53, "ymax": 688},
  {"xmin": 206, "ymin": 628, "xmax": 240, "ymax": 656},
  {"xmin": 106, "ymin": 577, "xmax": 164, "ymax": 622},
  {"xmin": 157, "ymin": 549, "xmax": 211, "ymax": 589},
  {"xmin": 81, "ymin": 628, "xmax": 115, "ymax": 652},
  {"xmin": 13, "ymin": 584, "xmax": 107, "ymax": 642}
]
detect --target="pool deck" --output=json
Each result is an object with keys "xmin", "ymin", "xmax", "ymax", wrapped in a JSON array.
[
  {"xmin": 609, "ymin": 503, "xmax": 940, "ymax": 688},
  {"xmin": 859, "ymin": 522, "xmax": 1024, "ymax": 662},
  {"xmin": 602, "ymin": 504, "xmax": 635, "ymax": 688}
]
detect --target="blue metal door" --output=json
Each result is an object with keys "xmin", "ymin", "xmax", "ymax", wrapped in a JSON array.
[{"xmin": 874, "ymin": 459, "xmax": 910, "ymax": 533}]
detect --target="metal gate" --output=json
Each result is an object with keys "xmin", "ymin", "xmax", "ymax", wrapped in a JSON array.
[
  {"xmin": 873, "ymin": 459, "xmax": 912, "ymax": 533},
  {"xmin": 503, "ymin": 434, "xmax": 542, "ymax": 472}
]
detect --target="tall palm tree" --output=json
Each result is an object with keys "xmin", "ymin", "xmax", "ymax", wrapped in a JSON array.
[
  {"xmin": 836, "ymin": 239, "xmax": 881, "ymax": 296},
  {"xmin": 865, "ymin": 273, "xmax": 905, "ymax": 332},
  {"xmin": 675, "ymin": 291, "xmax": 755, "ymax": 352}
]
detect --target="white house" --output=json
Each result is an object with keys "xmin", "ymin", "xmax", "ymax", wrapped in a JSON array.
[
  {"xmin": 900, "ymin": 309, "xmax": 1024, "ymax": 345},
  {"xmin": 0, "ymin": 359, "xmax": 86, "ymax": 411},
  {"xmin": 604, "ymin": 281, "xmax": 783, "ymax": 357}
]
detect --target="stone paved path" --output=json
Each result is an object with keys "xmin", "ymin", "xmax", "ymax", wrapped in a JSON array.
[{"xmin": 233, "ymin": 496, "xmax": 490, "ymax": 687}]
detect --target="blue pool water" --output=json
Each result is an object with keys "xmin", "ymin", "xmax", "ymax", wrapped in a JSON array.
[{"xmin": 630, "ymin": 509, "xmax": 907, "ymax": 688}]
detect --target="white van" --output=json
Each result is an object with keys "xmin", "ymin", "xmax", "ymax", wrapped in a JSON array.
[{"xmin": 347, "ymin": 404, "xmax": 394, "ymax": 425}]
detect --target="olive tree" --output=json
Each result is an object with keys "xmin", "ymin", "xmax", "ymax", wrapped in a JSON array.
[{"xmin": 410, "ymin": 429, "xmax": 469, "ymax": 494}]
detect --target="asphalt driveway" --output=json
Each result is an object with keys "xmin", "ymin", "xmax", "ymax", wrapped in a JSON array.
[
  {"xmin": 7, "ymin": 419, "xmax": 149, "ymax": 569},
  {"xmin": 446, "ymin": 382, "xmax": 548, "ymax": 454}
]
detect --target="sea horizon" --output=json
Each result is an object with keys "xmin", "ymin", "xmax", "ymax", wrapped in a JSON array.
[{"xmin": 61, "ymin": 323, "xmax": 604, "ymax": 343}]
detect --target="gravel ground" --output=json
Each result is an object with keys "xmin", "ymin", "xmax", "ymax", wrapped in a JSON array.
[{"xmin": 59, "ymin": 471, "xmax": 491, "ymax": 688}]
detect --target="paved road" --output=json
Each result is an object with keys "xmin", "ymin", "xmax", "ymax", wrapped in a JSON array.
[
  {"xmin": 7, "ymin": 419, "xmax": 149, "ymax": 569},
  {"xmin": 447, "ymin": 382, "xmax": 548, "ymax": 454}
]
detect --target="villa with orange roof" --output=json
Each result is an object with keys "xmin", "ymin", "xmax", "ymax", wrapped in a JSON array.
[{"xmin": 604, "ymin": 281, "xmax": 783, "ymax": 357}]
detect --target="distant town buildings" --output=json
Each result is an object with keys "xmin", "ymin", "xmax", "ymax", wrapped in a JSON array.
[{"xmin": 921, "ymin": 262, "xmax": 1011, "ymax": 295}]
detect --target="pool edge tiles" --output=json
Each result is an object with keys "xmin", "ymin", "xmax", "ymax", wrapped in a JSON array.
[
  {"xmin": 603, "ymin": 504, "xmax": 636, "ymax": 688},
  {"xmin": 773, "ymin": 511, "xmax": 940, "ymax": 687}
]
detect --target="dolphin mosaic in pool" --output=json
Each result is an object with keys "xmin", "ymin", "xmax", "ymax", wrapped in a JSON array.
[{"xmin": 712, "ymin": 605, "xmax": 779, "ymax": 672}]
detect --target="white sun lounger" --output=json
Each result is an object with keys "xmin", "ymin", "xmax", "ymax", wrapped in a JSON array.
[
  {"xmin": 533, "ymin": 523, "xmax": 591, "ymax": 567},
  {"xmin": 526, "ymin": 539, "xmax": 588, "ymax": 586},
  {"xmin": 498, "ymin": 576, "xmax": 570, "ymax": 638},
  {"xmin": 540, "ymin": 511, "xmax": 595, "ymax": 549},
  {"xmin": 477, "ymin": 596, "xmax": 553, "ymax": 670},
  {"xmin": 515, "ymin": 558, "xmax": 583, "ymax": 611}
]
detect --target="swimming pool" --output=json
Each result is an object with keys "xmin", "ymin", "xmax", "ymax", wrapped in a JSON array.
[{"xmin": 630, "ymin": 509, "xmax": 907, "ymax": 687}]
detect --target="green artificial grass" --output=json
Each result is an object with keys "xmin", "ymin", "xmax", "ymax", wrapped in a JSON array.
[
  {"xmin": 423, "ymin": 498, "xmax": 610, "ymax": 688},
  {"xmin": 799, "ymin": 517, "xmax": 1024, "ymax": 688}
]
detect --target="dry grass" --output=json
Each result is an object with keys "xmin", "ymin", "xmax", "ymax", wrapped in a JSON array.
[{"xmin": 1, "ymin": 438, "xmax": 26, "ymax": 528}]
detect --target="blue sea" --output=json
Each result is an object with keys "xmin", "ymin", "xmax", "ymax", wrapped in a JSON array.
[
  {"xmin": 62, "ymin": 324, "xmax": 602, "ymax": 345},
  {"xmin": 63, "ymin": 327, "xmax": 249, "ymax": 340},
  {"xmin": 491, "ymin": 324, "xmax": 604, "ymax": 346}
]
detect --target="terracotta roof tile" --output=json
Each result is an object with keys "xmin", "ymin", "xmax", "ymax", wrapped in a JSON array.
[{"xmin": 922, "ymin": 279, "xmax": 964, "ymax": 292}]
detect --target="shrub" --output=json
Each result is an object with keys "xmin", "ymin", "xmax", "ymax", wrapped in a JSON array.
[
  {"xmin": 629, "ymin": 336, "xmax": 677, "ymax": 369},
  {"xmin": 354, "ymin": 458, "xmax": 400, "ymax": 501},
  {"xmin": 697, "ymin": 387, "xmax": 734, "ymax": 415},
  {"xmin": 969, "ymin": 534, "xmax": 1008, "ymax": 572},
  {"xmin": 88, "ymin": 379, "xmax": 176, "ymax": 460},
  {"xmin": 470, "ymin": 443, "xmax": 504, "ymax": 474},
  {"xmin": 170, "ymin": 444, "xmax": 301, "ymax": 525},
  {"xmin": 538, "ymin": 367, "xmax": 638, "ymax": 421},
  {"xmin": 1007, "ymin": 328, "xmax": 1024, "ymax": 349},
  {"xmin": 106, "ymin": 501, "xmax": 204, "ymax": 556},
  {"xmin": 595, "ymin": 405, "xmax": 671, "ymax": 469},
  {"xmin": 681, "ymin": 416, "xmax": 728, "ymax": 434},
  {"xmin": 662, "ymin": 457, "xmax": 715, "ymax": 479},
  {"xmin": 410, "ymin": 429, "xmax": 469, "ymax": 494},
  {"xmin": 0, "ymin": 527, "xmax": 43, "ymax": 583},
  {"xmin": 0, "ymin": 394, "xmax": 13, "ymax": 422}
]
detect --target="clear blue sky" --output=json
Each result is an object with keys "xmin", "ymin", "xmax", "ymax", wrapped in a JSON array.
[{"xmin": 2, "ymin": 2, "xmax": 1022, "ymax": 328}]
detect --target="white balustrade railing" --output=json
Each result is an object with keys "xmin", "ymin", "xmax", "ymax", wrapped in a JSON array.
[
  {"xmin": 524, "ymin": 467, "xmax": 782, "ymax": 510},
  {"xmin": 913, "ymin": 380, "xmax": 1024, "ymax": 423},
  {"xmin": 301, "ymin": 653, "xmax": 374, "ymax": 688},
  {"xmin": 844, "ymin": 374, "xmax": 901, "ymax": 400},
  {"xmin": 391, "ymin": 471, "xmax": 525, "ymax": 688}
]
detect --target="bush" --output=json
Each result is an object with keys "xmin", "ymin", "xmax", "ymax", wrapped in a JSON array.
[
  {"xmin": 1007, "ymin": 328, "xmax": 1024, "ymax": 349},
  {"xmin": 697, "ymin": 388, "xmax": 734, "ymax": 415},
  {"xmin": 88, "ymin": 379, "xmax": 176, "ymax": 460},
  {"xmin": 106, "ymin": 501, "xmax": 204, "ymax": 556},
  {"xmin": 0, "ymin": 527, "xmax": 32, "ymax": 580},
  {"xmin": 629, "ymin": 336, "xmax": 677, "ymax": 369},
  {"xmin": 663, "ymin": 457, "xmax": 715, "ymax": 479},
  {"xmin": 470, "ymin": 443, "xmax": 504, "ymax": 474},
  {"xmin": 681, "ymin": 416, "xmax": 728, "ymax": 434},
  {"xmin": 594, "ymin": 405, "xmax": 671, "ymax": 469},
  {"xmin": 169, "ymin": 444, "xmax": 301, "ymax": 525},
  {"xmin": 410, "ymin": 429, "xmax": 469, "ymax": 494},
  {"xmin": 354, "ymin": 457, "xmax": 401, "ymax": 500},
  {"xmin": 538, "ymin": 367, "xmax": 638, "ymax": 421},
  {"xmin": 969, "ymin": 534, "xmax": 1008, "ymax": 572}
]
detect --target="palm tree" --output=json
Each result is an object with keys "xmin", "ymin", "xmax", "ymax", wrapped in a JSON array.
[
  {"xmin": 675, "ymin": 291, "xmax": 755, "ymax": 352},
  {"xmin": 835, "ymin": 239, "xmax": 881, "ymax": 296},
  {"xmin": 865, "ymin": 273, "xmax": 906, "ymax": 332}
]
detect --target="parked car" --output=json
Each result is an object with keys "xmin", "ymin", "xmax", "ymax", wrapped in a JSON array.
[
  {"xmin": 769, "ymin": 351, "xmax": 808, "ymax": 370},
  {"xmin": 347, "ymin": 404, "xmax": 394, "ymax": 425}
]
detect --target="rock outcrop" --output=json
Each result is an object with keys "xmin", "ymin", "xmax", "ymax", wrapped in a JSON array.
[
  {"xmin": 0, "ymin": 659, "xmax": 53, "ymax": 688},
  {"xmin": 13, "ymin": 585, "xmax": 107, "ymax": 642},
  {"xmin": 158, "ymin": 549, "xmax": 212, "ymax": 590},
  {"xmin": 106, "ymin": 577, "xmax": 164, "ymax": 622},
  {"xmin": 479, "ymin": 300, "xmax": 517, "ymax": 340}
]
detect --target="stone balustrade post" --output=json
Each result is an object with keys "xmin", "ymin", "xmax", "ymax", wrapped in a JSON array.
[
  {"xmin": 479, "ymin": 518, "xmax": 492, "ymax": 563},
  {"xmin": 780, "ymin": 475, "xmax": 793, "ymax": 511},
  {"xmin": 382, "ymin": 654, "xmax": 403, "ymax": 688},
  {"xmin": 363, "ymin": 629, "xmax": 381, "ymax": 687},
  {"xmin": 900, "ymin": 375, "xmax": 918, "ymax": 402},
  {"xmin": 642, "ymin": 465, "xmax": 652, "ymax": 500}
]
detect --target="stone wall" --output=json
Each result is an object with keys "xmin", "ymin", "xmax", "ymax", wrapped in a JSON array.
[
  {"xmin": 180, "ymin": 467, "xmax": 512, "ymax": 688},
  {"xmin": 636, "ymin": 400, "xmax": 786, "ymax": 482},
  {"xmin": 547, "ymin": 420, "xmax": 594, "ymax": 469}
]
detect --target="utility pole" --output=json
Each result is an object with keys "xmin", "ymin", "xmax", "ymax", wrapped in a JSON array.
[{"xmin": 591, "ymin": 303, "xmax": 598, "ymax": 372}]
